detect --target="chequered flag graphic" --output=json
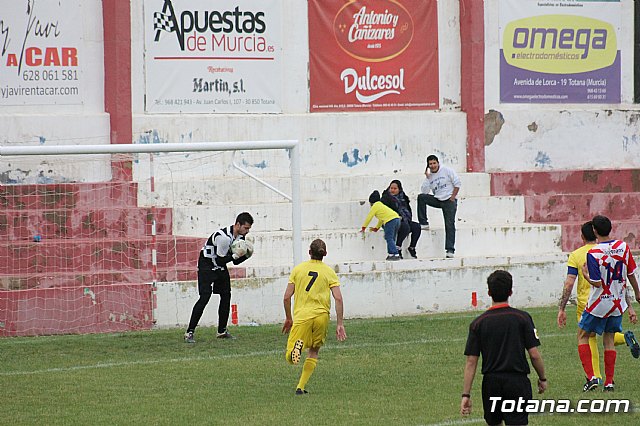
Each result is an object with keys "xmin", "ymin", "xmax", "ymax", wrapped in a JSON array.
[{"xmin": 154, "ymin": 12, "xmax": 175, "ymax": 32}]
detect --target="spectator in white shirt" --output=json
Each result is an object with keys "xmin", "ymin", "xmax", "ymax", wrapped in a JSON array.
[{"xmin": 417, "ymin": 155, "xmax": 461, "ymax": 258}]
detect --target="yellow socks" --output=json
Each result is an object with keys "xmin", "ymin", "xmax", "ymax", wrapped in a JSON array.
[
  {"xmin": 296, "ymin": 358, "xmax": 318, "ymax": 391},
  {"xmin": 614, "ymin": 332, "xmax": 626, "ymax": 346},
  {"xmin": 589, "ymin": 335, "xmax": 601, "ymax": 380},
  {"xmin": 586, "ymin": 332, "xmax": 626, "ymax": 380}
]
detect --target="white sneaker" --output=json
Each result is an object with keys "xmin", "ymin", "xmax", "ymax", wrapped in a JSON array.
[
  {"xmin": 445, "ymin": 252, "xmax": 454, "ymax": 258},
  {"xmin": 421, "ymin": 224, "xmax": 430, "ymax": 230}
]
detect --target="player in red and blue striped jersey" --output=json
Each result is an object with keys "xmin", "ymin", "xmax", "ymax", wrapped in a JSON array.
[{"xmin": 578, "ymin": 216, "xmax": 640, "ymax": 392}]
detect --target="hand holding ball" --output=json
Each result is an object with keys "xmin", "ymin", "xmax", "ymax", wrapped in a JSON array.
[{"xmin": 231, "ymin": 239, "xmax": 254, "ymax": 259}]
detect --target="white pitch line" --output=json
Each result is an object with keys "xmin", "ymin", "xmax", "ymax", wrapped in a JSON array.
[
  {"xmin": 423, "ymin": 408, "xmax": 640, "ymax": 426},
  {"xmin": 0, "ymin": 349, "xmax": 282, "ymax": 376},
  {"xmin": 0, "ymin": 310, "xmax": 560, "ymax": 347},
  {"xmin": 1, "ymin": 314, "xmax": 484, "ymax": 347},
  {"xmin": 0, "ymin": 332, "xmax": 573, "ymax": 377},
  {"xmin": 423, "ymin": 418, "xmax": 485, "ymax": 426}
]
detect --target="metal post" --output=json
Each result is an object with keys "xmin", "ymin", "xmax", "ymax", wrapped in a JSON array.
[{"xmin": 290, "ymin": 144, "xmax": 302, "ymax": 265}]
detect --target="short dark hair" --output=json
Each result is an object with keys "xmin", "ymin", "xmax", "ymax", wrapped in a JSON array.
[
  {"xmin": 426, "ymin": 154, "xmax": 439, "ymax": 163},
  {"xmin": 592, "ymin": 215, "xmax": 611, "ymax": 237},
  {"xmin": 580, "ymin": 221, "xmax": 596, "ymax": 242},
  {"xmin": 369, "ymin": 190, "xmax": 381, "ymax": 203},
  {"xmin": 309, "ymin": 239, "xmax": 327, "ymax": 260},
  {"xmin": 235, "ymin": 212, "xmax": 254, "ymax": 226},
  {"xmin": 487, "ymin": 270, "xmax": 512, "ymax": 303}
]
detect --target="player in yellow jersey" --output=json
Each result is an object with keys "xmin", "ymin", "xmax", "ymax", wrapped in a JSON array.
[
  {"xmin": 557, "ymin": 221, "xmax": 639, "ymax": 390},
  {"xmin": 282, "ymin": 239, "xmax": 347, "ymax": 395}
]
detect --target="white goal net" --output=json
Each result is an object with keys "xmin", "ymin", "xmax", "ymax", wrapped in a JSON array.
[{"xmin": 0, "ymin": 141, "xmax": 300, "ymax": 336}]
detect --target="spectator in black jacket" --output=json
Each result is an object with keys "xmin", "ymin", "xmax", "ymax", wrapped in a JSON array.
[{"xmin": 382, "ymin": 179, "xmax": 422, "ymax": 258}]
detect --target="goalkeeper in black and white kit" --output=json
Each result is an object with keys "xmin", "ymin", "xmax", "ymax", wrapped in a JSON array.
[{"xmin": 184, "ymin": 212, "xmax": 254, "ymax": 343}]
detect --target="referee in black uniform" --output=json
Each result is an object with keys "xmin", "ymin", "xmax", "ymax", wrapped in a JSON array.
[
  {"xmin": 184, "ymin": 212, "xmax": 253, "ymax": 343},
  {"xmin": 461, "ymin": 270, "xmax": 547, "ymax": 425}
]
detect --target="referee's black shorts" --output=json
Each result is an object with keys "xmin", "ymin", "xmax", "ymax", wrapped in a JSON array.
[{"xmin": 482, "ymin": 372, "xmax": 532, "ymax": 425}]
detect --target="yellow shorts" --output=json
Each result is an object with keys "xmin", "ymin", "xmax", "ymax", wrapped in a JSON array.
[
  {"xmin": 576, "ymin": 303, "xmax": 586, "ymax": 323},
  {"xmin": 286, "ymin": 313, "xmax": 329, "ymax": 361}
]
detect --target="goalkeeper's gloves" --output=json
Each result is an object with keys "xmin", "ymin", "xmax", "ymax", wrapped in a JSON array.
[{"xmin": 232, "ymin": 254, "xmax": 248, "ymax": 265}]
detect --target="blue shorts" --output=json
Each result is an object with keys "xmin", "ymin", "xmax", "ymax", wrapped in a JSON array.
[{"xmin": 578, "ymin": 311, "xmax": 622, "ymax": 335}]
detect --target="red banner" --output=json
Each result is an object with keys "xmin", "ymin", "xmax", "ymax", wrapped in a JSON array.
[{"xmin": 309, "ymin": 0, "xmax": 439, "ymax": 112}]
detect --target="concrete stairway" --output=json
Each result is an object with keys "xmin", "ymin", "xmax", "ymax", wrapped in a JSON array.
[
  {"xmin": 2, "ymin": 206, "xmax": 174, "ymax": 240},
  {"xmin": 0, "ymin": 170, "xmax": 569, "ymax": 335},
  {"xmin": 143, "ymin": 172, "xmax": 562, "ymax": 261},
  {"xmin": 146, "ymin": 172, "xmax": 567, "ymax": 328},
  {"xmin": 491, "ymin": 169, "xmax": 640, "ymax": 251},
  {"xmin": 0, "ymin": 182, "xmax": 202, "ymax": 288}
]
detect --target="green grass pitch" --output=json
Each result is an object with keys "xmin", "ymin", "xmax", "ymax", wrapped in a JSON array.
[{"xmin": 1, "ymin": 306, "xmax": 639, "ymax": 425}]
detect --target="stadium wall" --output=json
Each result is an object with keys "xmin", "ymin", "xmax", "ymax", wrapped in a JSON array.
[
  {"xmin": 3, "ymin": 1, "xmax": 639, "ymax": 179},
  {"xmin": 155, "ymin": 256, "xmax": 566, "ymax": 328},
  {"xmin": 1, "ymin": 0, "xmax": 638, "ymax": 335},
  {"xmin": 483, "ymin": 0, "xmax": 640, "ymax": 172},
  {"xmin": 129, "ymin": 1, "xmax": 468, "ymax": 177},
  {"xmin": 0, "ymin": 1, "xmax": 111, "ymax": 183}
]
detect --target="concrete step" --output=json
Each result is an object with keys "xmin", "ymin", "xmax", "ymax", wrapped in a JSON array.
[
  {"xmin": 0, "ymin": 207, "xmax": 175, "ymax": 241},
  {"xmin": 561, "ymin": 220, "xmax": 640, "ymax": 252},
  {"xmin": 492, "ymin": 169, "xmax": 640, "ymax": 196},
  {"xmin": 242, "ymin": 252, "xmax": 567, "ymax": 278},
  {"xmin": 0, "ymin": 283, "xmax": 154, "ymax": 336},
  {"xmin": 0, "ymin": 182, "xmax": 139, "ymax": 210},
  {"xmin": 524, "ymin": 193, "xmax": 640, "ymax": 223},
  {"xmin": 234, "ymin": 224, "xmax": 562, "ymax": 266},
  {"xmin": 155, "ymin": 252, "xmax": 568, "ymax": 328},
  {"xmin": 0, "ymin": 236, "xmax": 202, "ymax": 274},
  {"xmin": 0, "ymin": 266, "xmax": 250, "ymax": 290},
  {"xmin": 170, "ymin": 196, "xmax": 525, "ymax": 234},
  {"xmin": 137, "ymin": 173, "xmax": 491, "ymax": 207},
  {"xmin": 0, "ymin": 222, "xmax": 561, "ymax": 287},
  {"xmin": 1, "ymin": 250, "xmax": 567, "ymax": 336},
  {"xmin": 0, "ymin": 221, "xmax": 562, "ymax": 285}
]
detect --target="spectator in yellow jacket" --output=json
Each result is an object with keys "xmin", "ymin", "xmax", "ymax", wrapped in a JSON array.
[{"xmin": 361, "ymin": 190, "xmax": 401, "ymax": 261}]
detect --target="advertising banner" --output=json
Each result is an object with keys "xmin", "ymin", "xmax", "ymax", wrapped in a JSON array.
[
  {"xmin": 144, "ymin": 0, "xmax": 282, "ymax": 113},
  {"xmin": 309, "ymin": 0, "xmax": 439, "ymax": 112},
  {"xmin": 0, "ymin": 1, "xmax": 83, "ymax": 106},
  {"xmin": 500, "ymin": 0, "xmax": 621, "ymax": 103}
]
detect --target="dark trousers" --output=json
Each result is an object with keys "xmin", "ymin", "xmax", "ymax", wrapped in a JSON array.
[
  {"xmin": 482, "ymin": 373, "xmax": 532, "ymax": 426},
  {"xmin": 187, "ymin": 269, "xmax": 232, "ymax": 334},
  {"xmin": 417, "ymin": 194, "xmax": 457, "ymax": 253},
  {"xmin": 396, "ymin": 220, "xmax": 421, "ymax": 248}
]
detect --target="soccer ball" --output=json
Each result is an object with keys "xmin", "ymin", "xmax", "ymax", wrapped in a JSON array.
[{"xmin": 231, "ymin": 239, "xmax": 254, "ymax": 258}]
